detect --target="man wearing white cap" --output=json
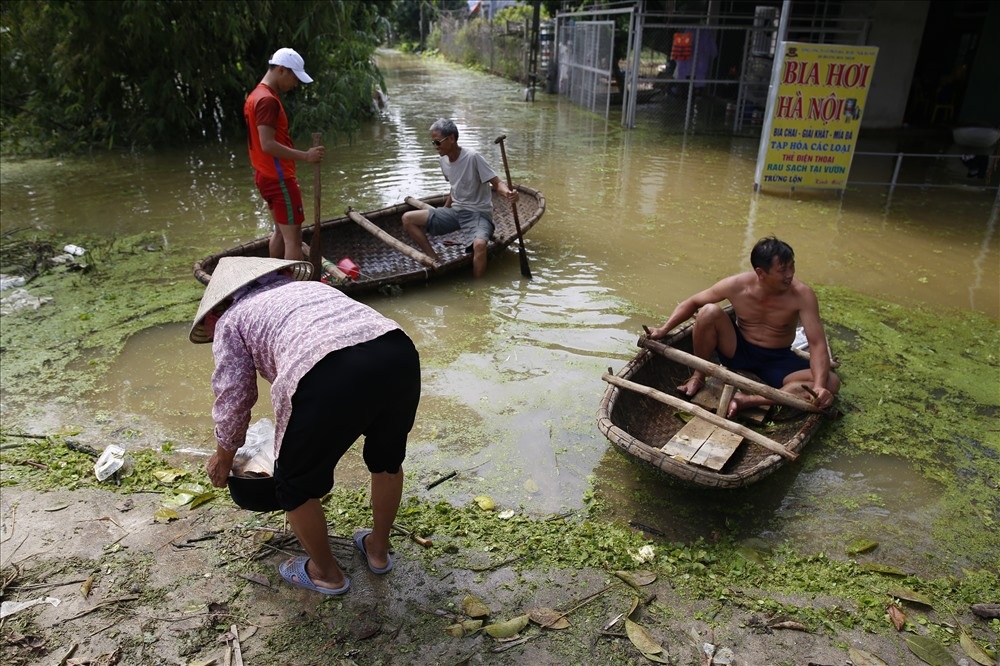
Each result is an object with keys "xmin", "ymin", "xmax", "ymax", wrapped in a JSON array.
[{"xmin": 244, "ymin": 48, "xmax": 325, "ymax": 261}]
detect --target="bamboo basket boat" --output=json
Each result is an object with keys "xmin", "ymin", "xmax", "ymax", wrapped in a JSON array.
[
  {"xmin": 597, "ymin": 311, "xmax": 829, "ymax": 489},
  {"xmin": 193, "ymin": 186, "xmax": 545, "ymax": 295}
]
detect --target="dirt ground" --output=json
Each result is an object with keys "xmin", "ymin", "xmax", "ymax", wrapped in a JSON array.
[{"xmin": 0, "ymin": 484, "xmax": 943, "ymax": 666}]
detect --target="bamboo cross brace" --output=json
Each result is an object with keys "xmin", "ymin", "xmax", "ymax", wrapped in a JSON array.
[
  {"xmin": 639, "ymin": 336, "xmax": 824, "ymax": 414},
  {"xmin": 346, "ymin": 208, "xmax": 437, "ymax": 268},
  {"xmin": 602, "ymin": 370, "xmax": 798, "ymax": 461},
  {"xmin": 404, "ymin": 195, "xmax": 435, "ymax": 211}
]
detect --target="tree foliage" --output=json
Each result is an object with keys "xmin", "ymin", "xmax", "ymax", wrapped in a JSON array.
[
  {"xmin": 0, "ymin": 0, "xmax": 392, "ymax": 155},
  {"xmin": 386, "ymin": 0, "xmax": 468, "ymax": 49}
]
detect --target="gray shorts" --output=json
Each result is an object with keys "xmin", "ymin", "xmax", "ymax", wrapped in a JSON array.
[{"xmin": 426, "ymin": 206, "xmax": 495, "ymax": 243}]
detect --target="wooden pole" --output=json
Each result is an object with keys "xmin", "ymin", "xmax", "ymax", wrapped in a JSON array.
[
  {"xmin": 346, "ymin": 209, "xmax": 438, "ymax": 268},
  {"xmin": 639, "ymin": 336, "xmax": 824, "ymax": 414},
  {"xmin": 404, "ymin": 195, "xmax": 435, "ymax": 211},
  {"xmin": 601, "ymin": 371, "xmax": 798, "ymax": 461},
  {"xmin": 310, "ymin": 133, "xmax": 323, "ymax": 280},
  {"xmin": 717, "ymin": 384, "xmax": 736, "ymax": 417}
]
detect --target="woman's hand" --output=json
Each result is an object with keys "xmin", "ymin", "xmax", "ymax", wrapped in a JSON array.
[{"xmin": 206, "ymin": 445, "xmax": 237, "ymax": 487}]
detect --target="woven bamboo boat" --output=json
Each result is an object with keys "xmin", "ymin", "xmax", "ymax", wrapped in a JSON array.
[
  {"xmin": 193, "ymin": 186, "xmax": 545, "ymax": 295},
  {"xmin": 597, "ymin": 313, "xmax": 828, "ymax": 489}
]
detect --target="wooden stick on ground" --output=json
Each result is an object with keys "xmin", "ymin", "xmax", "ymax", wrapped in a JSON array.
[
  {"xmin": 230, "ymin": 624, "xmax": 244, "ymax": 666},
  {"xmin": 639, "ymin": 336, "xmax": 824, "ymax": 415},
  {"xmin": 602, "ymin": 370, "xmax": 798, "ymax": 460},
  {"xmin": 346, "ymin": 208, "xmax": 438, "ymax": 268}
]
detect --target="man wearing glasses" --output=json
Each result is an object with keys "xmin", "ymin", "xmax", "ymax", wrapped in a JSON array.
[{"xmin": 402, "ymin": 118, "xmax": 518, "ymax": 278}]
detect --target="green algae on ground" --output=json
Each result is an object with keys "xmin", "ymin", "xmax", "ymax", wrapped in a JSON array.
[
  {"xmin": 0, "ymin": 231, "xmax": 202, "ymax": 411},
  {"xmin": 0, "ymin": 432, "xmax": 202, "ymax": 495}
]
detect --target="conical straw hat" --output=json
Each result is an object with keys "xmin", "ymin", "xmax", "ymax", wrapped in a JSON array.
[{"xmin": 189, "ymin": 257, "xmax": 312, "ymax": 343}]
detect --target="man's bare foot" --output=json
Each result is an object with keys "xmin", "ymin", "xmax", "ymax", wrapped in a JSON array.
[
  {"xmin": 676, "ymin": 375, "xmax": 705, "ymax": 397},
  {"xmin": 726, "ymin": 392, "xmax": 748, "ymax": 418},
  {"xmin": 726, "ymin": 392, "xmax": 771, "ymax": 418}
]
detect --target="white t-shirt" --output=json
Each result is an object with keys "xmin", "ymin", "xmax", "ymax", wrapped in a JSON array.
[{"xmin": 439, "ymin": 147, "xmax": 497, "ymax": 214}]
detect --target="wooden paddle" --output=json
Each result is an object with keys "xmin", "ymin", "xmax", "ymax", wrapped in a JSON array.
[
  {"xmin": 494, "ymin": 134, "xmax": 532, "ymax": 279},
  {"xmin": 310, "ymin": 132, "xmax": 322, "ymax": 280}
]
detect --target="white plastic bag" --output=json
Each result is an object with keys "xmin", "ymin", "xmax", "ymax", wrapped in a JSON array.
[{"xmin": 232, "ymin": 418, "xmax": 275, "ymax": 477}]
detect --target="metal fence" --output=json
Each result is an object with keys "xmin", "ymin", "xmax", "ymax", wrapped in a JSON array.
[
  {"xmin": 553, "ymin": 5, "xmax": 869, "ymax": 135},
  {"xmin": 557, "ymin": 21, "xmax": 615, "ymax": 117},
  {"xmin": 850, "ymin": 151, "xmax": 1000, "ymax": 200}
]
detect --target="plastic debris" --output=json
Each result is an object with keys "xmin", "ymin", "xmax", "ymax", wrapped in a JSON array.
[
  {"xmin": 63, "ymin": 244, "xmax": 86, "ymax": 256},
  {"xmin": 0, "ymin": 274, "xmax": 26, "ymax": 292},
  {"xmin": 94, "ymin": 444, "xmax": 133, "ymax": 481},
  {"xmin": 0, "ymin": 288, "xmax": 53, "ymax": 315},
  {"xmin": 0, "ymin": 596, "xmax": 61, "ymax": 620}
]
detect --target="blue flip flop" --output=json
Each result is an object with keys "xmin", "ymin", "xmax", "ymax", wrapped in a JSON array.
[
  {"xmin": 353, "ymin": 529, "xmax": 393, "ymax": 574},
  {"xmin": 278, "ymin": 556, "xmax": 350, "ymax": 595}
]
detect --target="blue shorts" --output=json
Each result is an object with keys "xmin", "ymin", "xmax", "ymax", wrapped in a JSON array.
[
  {"xmin": 718, "ymin": 326, "xmax": 810, "ymax": 389},
  {"xmin": 426, "ymin": 206, "xmax": 494, "ymax": 243}
]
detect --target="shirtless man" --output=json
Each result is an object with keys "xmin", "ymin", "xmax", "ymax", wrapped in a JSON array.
[{"xmin": 647, "ymin": 236, "xmax": 839, "ymax": 417}]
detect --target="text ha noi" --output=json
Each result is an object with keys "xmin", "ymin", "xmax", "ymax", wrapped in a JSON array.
[{"xmin": 756, "ymin": 42, "xmax": 879, "ymax": 191}]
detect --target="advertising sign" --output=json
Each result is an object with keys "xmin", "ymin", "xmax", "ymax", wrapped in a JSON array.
[{"xmin": 755, "ymin": 42, "xmax": 878, "ymax": 191}]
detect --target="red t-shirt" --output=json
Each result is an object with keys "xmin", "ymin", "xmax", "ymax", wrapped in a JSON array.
[{"xmin": 244, "ymin": 84, "xmax": 296, "ymax": 181}]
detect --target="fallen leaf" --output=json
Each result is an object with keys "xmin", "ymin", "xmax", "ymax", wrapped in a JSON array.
[
  {"xmin": 189, "ymin": 492, "xmax": 215, "ymax": 509},
  {"xmin": 162, "ymin": 483, "xmax": 209, "ymax": 508},
  {"xmin": 153, "ymin": 507, "xmax": 179, "ymax": 523},
  {"xmin": 860, "ymin": 562, "xmax": 907, "ymax": 576},
  {"xmin": 739, "ymin": 537, "xmax": 773, "ymax": 556},
  {"xmin": 848, "ymin": 647, "xmax": 889, "ymax": 666},
  {"xmin": 484, "ymin": 614, "xmax": 529, "ymax": 638},
  {"xmin": 959, "ymin": 630, "xmax": 994, "ymax": 666},
  {"xmin": 887, "ymin": 604, "xmax": 906, "ymax": 631},
  {"xmin": 462, "ymin": 594, "xmax": 490, "ymax": 618},
  {"xmin": 615, "ymin": 569, "xmax": 656, "ymax": 590},
  {"xmin": 523, "ymin": 479, "xmax": 539, "ymax": 493},
  {"xmin": 625, "ymin": 618, "xmax": 665, "ymax": 656},
  {"xmin": 737, "ymin": 546, "xmax": 768, "ymax": 565},
  {"xmin": 846, "ymin": 537, "xmax": 879, "ymax": 555},
  {"xmin": 349, "ymin": 614, "xmax": 380, "ymax": 640},
  {"xmin": 625, "ymin": 595, "xmax": 641, "ymax": 621},
  {"xmin": 450, "ymin": 619, "xmax": 483, "ymax": 637},
  {"xmin": 80, "ymin": 575, "xmax": 94, "ymax": 599},
  {"xmin": 153, "ymin": 469, "xmax": 187, "ymax": 484},
  {"xmin": 474, "ymin": 495, "xmax": 495, "ymax": 511},
  {"xmin": 971, "ymin": 603, "xmax": 1000, "ymax": 619},
  {"xmin": 527, "ymin": 608, "xmax": 570, "ymax": 630},
  {"xmin": 452, "ymin": 619, "xmax": 483, "ymax": 637},
  {"xmin": 889, "ymin": 587, "xmax": 933, "ymax": 608},
  {"xmin": 905, "ymin": 634, "xmax": 959, "ymax": 666},
  {"xmin": 185, "ymin": 659, "xmax": 218, "ymax": 666},
  {"xmin": 238, "ymin": 573, "xmax": 270, "ymax": 587},
  {"xmin": 44, "ymin": 503, "xmax": 70, "ymax": 512}
]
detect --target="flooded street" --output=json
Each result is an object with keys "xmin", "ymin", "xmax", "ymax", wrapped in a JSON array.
[{"xmin": 2, "ymin": 51, "xmax": 997, "ymax": 571}]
